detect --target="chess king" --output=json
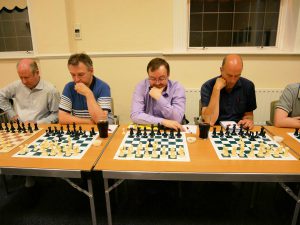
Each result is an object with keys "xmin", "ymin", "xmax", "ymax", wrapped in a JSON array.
[{"xmin": 130, "ymin": 58, "xmax": 186, "ymax": 131}]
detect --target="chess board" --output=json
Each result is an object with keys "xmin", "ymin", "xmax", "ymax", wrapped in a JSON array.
[
  {"xmin": 288, "ymin": 132, "xmax": 300, "ymax": 143},
  {"xmin": 13, "ymin": 130, "xmax": 99, "ymax": 159},
  {"xmin": 209, "ymin": 132, "xmax": 297, "ymax": 160},
  {"xmin": 114, "ymin": 131, "xmax": 190, "ymax": 161},
  {"xmin": 0, "ymin": 129, "xmax": 41, "ymax": 153}
]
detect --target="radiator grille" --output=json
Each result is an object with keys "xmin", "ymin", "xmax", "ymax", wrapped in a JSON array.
[{"xmin": 185, "ymin": 88, "xmax": 283, "ymax": 125}]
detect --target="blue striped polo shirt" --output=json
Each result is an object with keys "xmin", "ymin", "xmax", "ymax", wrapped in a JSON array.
[{"xmin": 59, "ymin": 76, "xmax": 111, "ymax": 118}]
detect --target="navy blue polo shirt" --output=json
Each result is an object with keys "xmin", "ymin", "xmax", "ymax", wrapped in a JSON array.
[{"xmin": 200, "ymin": 76, "xmax": 257, "ymax": 124}]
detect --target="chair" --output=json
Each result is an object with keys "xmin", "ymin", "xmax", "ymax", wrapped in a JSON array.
[
  {"xmin": 194, "ymin": 99, "xmax": 202, "ymax": 125},
  {"xmin": 266, "ymin": 100, "xmax": 279, "ymax": 126},
  {"xmin": 110, "ymin": 98, "xmax": 119, "ymax": 125}
]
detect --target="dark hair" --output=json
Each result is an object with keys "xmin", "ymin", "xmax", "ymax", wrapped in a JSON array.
[
  {"xmin": 147, "ymin": 58, "xmax": 170, "ymax": 75},
  {"xmin": 68, "ymin": 53, "xmax": 93, "ymax": 69}
]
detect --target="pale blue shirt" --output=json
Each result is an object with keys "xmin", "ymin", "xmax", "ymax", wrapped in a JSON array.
[
  {"xmin": 0, "ymin": 79, "xmax": 60, "ymax": 124},
  {"xmin": 130, "ymin": 79, "xmax": 186, "ymax": 124}
]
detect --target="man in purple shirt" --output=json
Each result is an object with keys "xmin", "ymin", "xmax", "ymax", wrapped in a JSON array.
[{"xmin": 131, "ymin": 58, "xmax": 186, "ymax": 131}]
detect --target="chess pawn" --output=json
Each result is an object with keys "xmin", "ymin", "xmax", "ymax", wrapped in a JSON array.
[
  {"xmin": 222, "ymin": 147, "xmax": 229, "ymax": 157},
  {"xmin": 161, "ymin": 146, "xmax": 167, "ymax": 158},
  {"xmin": 231, "ymin": 146, "xmax": 237, "ymax": 157},
  {"xmin": 178, "ymin": 146, "xmax": 185, "ymax": 157},
  {"xmin": 151, "ymin": 148, "xmax": 158, "ymax": 158},
  {"xmin": 248, "ymin": 149, "xmax": 255, "ymax": 158},
  {"xmin": 127, "ymin": 145, "xmax": 133, "ymax": 157},
  {"xmin": 170, "ymin": 147, "xmax": 176, "ymax": 159},
  {"xmin": 283, "ymin": 147, "xmax": 289, "ymax": 157},
  {"xmin": 118, "ymin": 145, "xmax": 125, "ymax": 157}
]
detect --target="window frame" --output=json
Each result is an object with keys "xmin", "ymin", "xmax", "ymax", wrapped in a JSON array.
[{"xmin": 173, "ymin": 0, "xmax": 300, "ymax": 54}]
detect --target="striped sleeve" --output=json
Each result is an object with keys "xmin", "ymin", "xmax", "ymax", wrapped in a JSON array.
[
  {"xmin": 97, "ymin": 96, "xmax": 112, "ymax": 112},
  {"xmin": 59, "ymin": 95, "xmax": 72, "ymax": 113}
]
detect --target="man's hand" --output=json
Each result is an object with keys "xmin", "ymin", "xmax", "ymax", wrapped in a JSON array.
[
  {"xmin": 238, "ymin": 118, "xmax": 254, "ymax": 129},
  {"xmin": 214, "ymin": 77, "xmax": 226, "ymax": 90},
  {"xmin": 149, "ymin": 87, "xmax": 164, "ymax": 100},
  {"xmin": 74, "ymin": 83, "xmax": 93, "ymax": 97},
  {"xmin": 161, "ymin": 119, "xmax": 184, "ymax": 131}
]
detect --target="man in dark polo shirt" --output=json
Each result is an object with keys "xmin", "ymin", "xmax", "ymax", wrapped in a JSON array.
[{"xmin": 200, "ymin": 54, "xmax": 256, "ymax": 129}]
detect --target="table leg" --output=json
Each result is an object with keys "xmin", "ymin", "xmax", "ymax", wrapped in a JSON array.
[
  {"xmin": 104, "ymin": 178, "xmax": 113, "ymax": 225},
  {"xmin": 87, "ymin": 178, "xmax": 97, "ymax": 225},
  {"xmin": 291, "ymin": 187, "xmax": 300, "ymax": 225}
]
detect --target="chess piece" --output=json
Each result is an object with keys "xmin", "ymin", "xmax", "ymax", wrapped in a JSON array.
[
  {"xmin": 34, "ymin": 123, "xmax": 39, "ymax": 131},
  {"xmin": 72, "ymin": 122, "xmax": 76, "ymax": 131},
  {"xmin": 231, "ymin": 146, "xmax": 237, "ymax": 157},
  {"xmin": 150, "ymin": 124, "xmax": 155, "ymax": 137},
  {"xmin": 79, "ymin": 126, "xmax": 83, "ymax": 135},
  {"xmin": 157, "ymin": 126, "xmax": 161, "ymax": 135},
  {"xmin": 10, "ymin": 121, "xmax": 15, "ymax": 133},
  {"xmin": 294, "ymin": 128, "xmax": 299, "ymax": 136},
  {"xmin": 28, "ymin": 123, "xmax": 33, "ymax": 133},
  {"xmin": 0, "ymin": 122, "xmax": 3, "ymax": 131},
  {"xmin": 169, "ymin": 129, "xmax": 175, "ymax": 139},
  {"xmin": 129, "ymin": 127, "xmax": 134, "ymax": 138},
  {"xmin": 219, "ymin": 127, "xmax": 224, "ymax": 137},
  {"xmin": 162, "ymin": 127, "xmax": 168, "ymax": 137},
  {"xmin": 176, "ymin": 129, "xmax": 182, "ymax": 138},
  {"xmin": 66, "ymin": 124, "xmax": 70, "ymax": 134},
  {"xmin": 136, "ymin": 127, "xmax": 141, "ymax": 137},
  {"xmin": 222, "ymin": 146, "xmax": 229, "ymax": 157},
  {"xmin": 142, "ymin": 127, "xmax": 147, "ymax": 138},
  {"xmin": 212, "ymin": 127, "xmax": 217, "ymax": 138},
  {"xmin": 231, "ymin": 124, "xmax": 236, "ymax": 135}
]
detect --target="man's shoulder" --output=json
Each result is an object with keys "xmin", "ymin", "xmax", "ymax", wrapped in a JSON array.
[
  {"xmin": 239, "ymin": 77, "xmax": 254, "ymax": 86},
  {"xmin": 40, "ymin": 79, "xmax": 58, "ymax": 90},
  {"xmin": 201, "ymin": 76, "xmax": 218, "ymax": 91},
  {"xmin": 94, "ymin": 76, "xmax": 110, "ymax": 89},
  {"xmin": 284, "ymin": 83, "xmax": 300, "ymax": 92}
]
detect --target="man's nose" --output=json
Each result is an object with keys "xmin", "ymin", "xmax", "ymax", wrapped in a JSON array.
[{"xmin": 73, "ymin": 76, "xmax": 80, "ymax": 83}]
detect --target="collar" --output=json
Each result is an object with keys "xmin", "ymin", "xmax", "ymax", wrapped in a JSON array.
[{"xmin": 89, "ymin": 76, "xmax": 96, "ymax": 90}]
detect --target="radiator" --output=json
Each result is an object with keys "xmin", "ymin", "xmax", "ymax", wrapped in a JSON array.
[{"xmin": 185, "ymin": 88, "xmax": 283, "ymax": 125}]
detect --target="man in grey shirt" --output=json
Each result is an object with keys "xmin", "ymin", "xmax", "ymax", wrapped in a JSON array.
[
  {"xmin": 0, "ymin": 58, "xmax": 60, "ymax": 124},
  {"xmin": 274, "ymin": 83, "xmax": 300, "ymax": 128}
]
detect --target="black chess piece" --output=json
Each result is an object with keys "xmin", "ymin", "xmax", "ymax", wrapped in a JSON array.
[
  {"xmin": 169, "ymin": 129, "xmax": 175, "ymax": 139},
  {"xmin": 259, "ymin": 127, "xmax": 265, "ymax": 137},
  {"xmin": 91, "ymin": 127, "xmax": 96, "ymax": 136},
  {"xmin": 17, "ymin": 119, "xmax": 22, "ymax": 132},
  {"xmin": 225, "ymin": 125, "xmax": 230, "ymax": 136},
  {"xmin": 238, "ymin": 125, "xmax": 243, "ymax": 136},
  {"xmin": 10, "ymin": 121, "xmax": 15, "ymax": 133},
  {"xmin": 34, "ymin": 123, "xmax": 39, "ymax": 131},
  {"xmin": 255, "ymin": 131, "xmax": 259, "ymax": 138},
  {"xmin": 148, "ymin": 140, "xmax": 153, "ymax": 148},
  {"xmin": 60, "ymin": 126, "xmax": 64, "ymax": 134},
  {"xmin": 150, "ymin": 124, "xmax": 155, "ymax": 137},
  {"xmin": 219, "ymin": 127, "xmax": 224, "ymax": 137},
  {"xmin": 79, "ymin": 126, "xmax": 83, "ymax": 135},
  {"xmin": 245, "ymin": 128, "xmax": 250, "ymax": 136},
  {"xmin": 129, "ymin": 127, "xmax": 134, "ymax": 138},
  {"xmin": 48, "ymin": 126, "xmax": 52, "ymax": 134},
  {"xmin": 82, "ymin": 130, "xmax": 88, "ymax": 138},
  {"xmin": 74, "ymin": 131, "xmax": 80, "ymax": 140},
  {"xmin": 142, "ymin": 127, "xmax": 148, "ymax": 138},
  {"xmin": 45, "ymin": 130, "xmax": 50, "ymax": 137},
  {"xmin": 176, "ymin": 129, "xmax": 182, "ymax": 138},
  {"xmin": 162, "ymin": 127, "xmax": 168, "ymax": 137},
  {"xmin": 294, "ymin": 128, "xmax": 299, "ymax": 136},
  {"xmin": 231, "ymin": 124, "xmax": 236, "ymax": 135},
  {"xmin": 0, "ymin": 122, "xmax": 3, "ymax": 131},
  {"xmin": 54, "ymin": 126, "xmax": 58, "ymax": 135},
  {"xmin": 212, "ymin": 127, "xmax": 217, "ymax": 138},
  {"xmin": 157, "ymin": 126, "xmax": 161, "ymax": 135},
  {"xmin": 73, "ymin": 122, "xmax": 76, "ymax": 131},
  {"xmin": 136, "ymin": 127, "xmax": 141, "ymax": 137},
  {"xmin": 249, "ymin": 132, "xmax": 255, "ymax": 141},
  {"xmin": 28, "ymin": 123, "xmax": 33, "ymax": 133},
  {"xmin": 5, "ymin": 122, "xmax": 9, "ymax": 132}
]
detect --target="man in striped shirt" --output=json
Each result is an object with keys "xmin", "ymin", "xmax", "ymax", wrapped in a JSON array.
[{"xmin": 59, "ymin": 53, "xmax": 112, "ymax": 124}]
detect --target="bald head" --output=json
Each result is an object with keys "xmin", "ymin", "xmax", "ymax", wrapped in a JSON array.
[
  {"xmin": 17, "ymin": 59, "xmax": 40, "ymax": 89},
  {"xmin": 222, "ymin": 54, "xmax": 243, "ymax": 69},
  {"xmin": 220, "ymin": 54, "xmax": 243, "ymax": 90}
]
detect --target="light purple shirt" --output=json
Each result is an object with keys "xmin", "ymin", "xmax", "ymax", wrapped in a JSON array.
[{"xmin": 131, "ymin": 79, "xmax": 186, "ymax": 124}]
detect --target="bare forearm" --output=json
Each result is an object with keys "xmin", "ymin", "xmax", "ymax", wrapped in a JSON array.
[
  {"xmin": 59, "ymin": 111, "xmax": 93, "ymax": 124},
  {"xmin": 274, "ymin": 117, "xmax": 300, "ymax": 128},
  {"xmin": 86, "ymin": 93, "xmax": 106, "ymax": 123},
  {"xmin": 204, "ymin": 87, "xmax": 221, "ymax": 124}
]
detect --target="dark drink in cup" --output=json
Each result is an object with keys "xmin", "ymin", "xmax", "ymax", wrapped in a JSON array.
[
  {"xmin": 199, "ymin": 122, "xmax": 210, "ymax": 139},
  {"xmin": 97, "ymin": 120, "xmax": 108, "ymax": 138}
]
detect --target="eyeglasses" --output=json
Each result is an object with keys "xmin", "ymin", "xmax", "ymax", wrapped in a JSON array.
[{"xmin": 148, "ymin": 76, "xmax": 168, "ymax": 82}]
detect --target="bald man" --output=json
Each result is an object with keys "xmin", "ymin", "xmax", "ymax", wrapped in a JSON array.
[
  {"xmin": 0, "ymin": 59, "xmax": 60, "ymax": 124},
  {"xmin": 200, "ymin": 54, "xmax": 257, "ymax": 129}
]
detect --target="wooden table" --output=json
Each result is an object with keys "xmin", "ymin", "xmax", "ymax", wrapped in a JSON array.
[
  {"xmin": 95, "ymin": 125, "xmax": 300, "ymax": 225},
  {"xmin": 0, "ymin": 124, "xmax": 115, "ymax": 225}
]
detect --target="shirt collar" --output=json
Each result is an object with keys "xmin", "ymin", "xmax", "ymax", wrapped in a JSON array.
[{"xmin": 89, "ymin": 76, "xmax": 96, "ymax": 90}]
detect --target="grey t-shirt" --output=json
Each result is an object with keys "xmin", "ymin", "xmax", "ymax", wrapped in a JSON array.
[{"xmin": 276, "ymin": 83, "xmax": 300, "ymax": 117}]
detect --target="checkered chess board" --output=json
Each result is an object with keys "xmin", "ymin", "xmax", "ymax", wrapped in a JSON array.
[{"xmin": 114, "ymin": 130, "xmax": 190, "ymax": 161}]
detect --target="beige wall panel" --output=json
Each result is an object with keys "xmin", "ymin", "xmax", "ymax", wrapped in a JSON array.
[
  {"xmin": 29, "ymin": 0, "xmax": 70, "ymax": 53},
  {"xmin": 70, "ymin": 0, "xmax": 173, "ymax": 52},
  {"xmin": 0, "ymin": 60, "xmax": 20, "ymax": 85}
]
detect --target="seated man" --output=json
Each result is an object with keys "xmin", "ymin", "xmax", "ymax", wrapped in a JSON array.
[
  {"xmin": 131, "ymin": 57, "xmax": 186, "ymax": 131},
  {"xmin": 0, "ymin": 58, "xmax": 60, "ymax": 124},
  {"xmin": 274, "ymin": 83, "xmax": 300, "ymax": 128},
  {"xmin": 201, "ymin": 54, "xmax": 256, "ymax": 129},
  {"xmin": 59, "ymin": 53, "xmax": 112, "ymax": 124}
]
